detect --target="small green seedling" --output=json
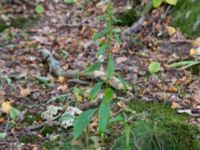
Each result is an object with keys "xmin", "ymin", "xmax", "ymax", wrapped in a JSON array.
[
  {"xmin": 35, "ymin": 5, "xmax": 44, "ymax": 14},
  {"xmin": 148, "ymin": 61, "xmax": 161, "ymax": 74}
]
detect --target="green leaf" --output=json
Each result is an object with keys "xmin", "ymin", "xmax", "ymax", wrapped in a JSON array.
[
  {"xmin": 9, "ymin": 107, "xmax": 20, "ymax": 120},
  {"xmin": 89, "ymin": 82, "xmax": 102, "ymax": 99},
  {"xmin": 113, "ymin": 31, "xmax": 121, "ymax": 45},
  {"xmin": 96, "ymin": 44, "xmax": 108, "ymax": 57},
  {"xmin": 98, "ymin": 102, "xmax": 110, "ymax": 134},
  {"xmin": 170, "ymin": 60, "xmax": 200, "ymax": 70},
  {"xmin": 103, "ymin": 88, "xmax": 114, "ymax": 103},
  {"xmin": 98, "ymin": 88, "xmax": 114, "ymax": 134},
  {"xmin": 35, "ymin": 5, "xmax": 44, "ymax": 14},
  {"xmin": 118, "ymin": 75, "xmax": 127, "ymax": 91},
  {"xmin": 84, "ymin": 62, "xmax": 101, "ymax": 74},
  {"xmin": 35, "ymin": 76, "xmax": 50, "ymax": 84},
  {"xmin": 153, "ymin": 0, "xmax": 162, "ymax": 8},
  {"xmin": 73, "ymin": 109, "xmax": 96, "ymax": 139},
  {"xmin": 110, "ymin": 114, "xmax": 124, "ymax": 124},
  {"xmin": 164, "ymin": 0, "xmax": 177, "ymax": 5},
  {"xmin": 169, "ymin": 61, "xmax": 199, "ymax": 68},
  {"xmin": 107, "ymin": 55, "xmax": 115, "ymax": 78},
  {"xmin": 93, "ymin": 32, "xmax": 104, "ymax": 41},
  {"xmin": 0, "ymin": 132, "xmax": 7, "ymax": 140},
  {"xmin": 64, "ymin": 0, "xmax": 77, "ymax": 4},
  {"xmin": 148, "ymin": 61, "xmax": 161, "ymax": 74},
  {"xmin": 47, "ymin": 94, "xmax": 69, "ymax": 104}
]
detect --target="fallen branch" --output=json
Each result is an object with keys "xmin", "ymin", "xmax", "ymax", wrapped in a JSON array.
[
  {"xmin": 41, "ymin": 49, "xmax": 132, "ymax": 91},
  {"xmin": 78, "ymin": 94, "xmax": 103, "ymax": 110}
]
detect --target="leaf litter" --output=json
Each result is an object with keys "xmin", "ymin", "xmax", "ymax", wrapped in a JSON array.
[{"xmin": 0, "ymin": 0, "xmax": 200, "ymax": 148}]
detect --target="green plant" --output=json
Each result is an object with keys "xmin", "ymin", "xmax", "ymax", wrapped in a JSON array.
[
  {"xmin": 73, "ymin": 2, "xmax": 122, "ymax": 140},
  {"xmin": 35, "ymin": 5, "xmax": 44, "ymax": 14},
  {"xmin": 64, "ymin": 0, "xmax": 77, "ymax": 4},
  {"xmin": 169, "ymin": 60, "xmax": 200, "ymax": 70},
  {"xmin": 153, "ymin": 0, "xmax": 178, "ymax": 8},
  {"xmin": 148, "ymin": 61, "xmax": 161, "ymax": 74}
]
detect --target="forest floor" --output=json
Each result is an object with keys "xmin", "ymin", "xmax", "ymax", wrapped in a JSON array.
[{"xmin": 0, "ymin": 0, "xmax": 200, "ymax": 149}]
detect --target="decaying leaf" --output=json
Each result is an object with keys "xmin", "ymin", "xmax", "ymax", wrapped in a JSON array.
[
  {"xmin": 192, "ymin": 37, "xmax": 200, "ymax": 47},
  {"xmin": 166, "ymin": 26, "xmax": 176, "ymax": 36},
  {"xmin": 20, "ymin": 87, "xmax": 31, "ymax": 97},
  {"xmin": 171, "ymin": 102, "xmax": 182, "ymax": 109},
  {"xmin": 189, "ymin": 47, "xmax": 200, "ymax": 56},
  {"xmin": 1, "ymin": 101, "xmax": 12, "ymax": 114},
  {"xmin": 41, "ymin": 105, "xmax": 63, "ymax": 121}
]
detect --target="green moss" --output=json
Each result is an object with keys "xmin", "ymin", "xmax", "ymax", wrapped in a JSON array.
[
  {"xmin": 112, "ymin": 101, "xmax": 200, "ymax": 150},
  {"xmin": 171, "ymin": 0, "xmax": 200, "ymax": 38}
]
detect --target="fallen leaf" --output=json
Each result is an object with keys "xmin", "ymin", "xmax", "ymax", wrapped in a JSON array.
[
  {"xmin": 166, "ymin": 86, "xmax": 177, "ymax": 93},
  {"xmin": 0, "ymin": 118, "xmax": 5, "ymax": 124},
  {"xmin": 116, "ymin": 57, "xmax": 128, "ymax": 64},
  {"xmin": 20, "ymin": 87, "xmax": 31, "ymax": 97},
  {"xmin": 189, "ymin": 47, "xmax": 200, "ymax": 56},
  {"xmin": 166, "ymin": 26, "xmax": 176, "ymax": 36},
  {"xmin": 1, "ymin": 101, "xmax": 12, "ymax": 114},
  {"xmin": 171, "ymin": 102, "xmax": 182, "ymax": 109},
  {"xmin": 193, "ymin": 95, "xmax": 200, "ymax": 103},
  {"xmin": 57, "ymin": 84, "xmax": 68, "ymax": 92},
  {"xmin": 192, "ymin": 37, "xmax": 200, "ymax": 47},
  {"xmin": 57, "ymin": 76, "xmax": 65, "ymax": 84}
]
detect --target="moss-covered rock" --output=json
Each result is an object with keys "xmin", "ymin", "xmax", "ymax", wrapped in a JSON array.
[
  {"xmin": 171, "ymin": 0, "xmax": 200, "ymax": 38},
  {"xmin": 112, "ymin": 101, "xmax": 200, "ymax": 150}
]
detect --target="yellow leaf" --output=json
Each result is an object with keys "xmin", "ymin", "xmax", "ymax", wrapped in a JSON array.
[
  {"xmin": 1, "ymin": 101, "xmax": 12, "ymax": 114},
  {"xmin": 166, "ymin": 26, "xmax": 176, "ymax": 36},
  {"xmin": 192, "ymin": 37, "xmax": 200, "ymax": 47},
  {"xmin": 57, "ymin": 76, "xmax": 65, "ymax": 84},
  {"xmin": 190, "ymin": 47, "xmax": 200, "ymax": 56}
]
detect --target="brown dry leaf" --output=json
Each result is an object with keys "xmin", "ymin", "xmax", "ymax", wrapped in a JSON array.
[
  {"xmin": 166, "ymin": 26, "xmax": 176, "ymax": 36},
  {"xmin": 176, "ymin": 76, "xmax": 192, "ymax": 85},
  {"xmin": 153, "ymin": 92, "xmax": 171, "ymax": 101},
  {"xmin": 20, "ymin": 87, "xmax": 31, "ymax": 97},
  {"xmin": 0, "ymin": 118, "xmax": 5, "ymax": 124},
  {"xmin": 111, "ymin": 44, "xmax": 120, "ymax": 53},
  {"xmin": 171, "ymin": 102, "xmax": 182, "ymax": 109},
  {"xmin": 117, "ymin": 101, "xmax": 127, "ymax": 109},
  {"xmin": 88, "ymin": 116, "xmax": 98, "ymax": 132},
  {"xmin": 57, "ymin": 76, "xmax": 65, "ymax": 84},
  {"xmin": 166, "ymin": 86, "xmax": 178, "ymax": 93},
  {"xmin": 57, "ymin": 84, "xmax": 68, "ymax": 92},
  {"xmin": 192, "ymin": 37, "xmax": 200, "ymax": 47},
  {"xmin": 189, "ymin": 47, "xmax": 200, "ymax": 56},
  {"xmin": 193, "ymin": 95, "xmax": 200, "ymax": 103},
  {"xmin": 1, "ymin": 101, "xmax": 12, "ymax": 114},
  {"xmin": 76, "ymin": 95, "xmax": 82, "ymax": 102},
  {"xmin": 116, "ymin": 57, "xmax": 128, "ymax": 65}
]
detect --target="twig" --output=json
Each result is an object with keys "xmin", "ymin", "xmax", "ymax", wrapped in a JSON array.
[
  {"xmin": 78, "ymin": 94, "xmax": 103, "ymax": 110},
  {"xmin": 41, "ymin": 49, "xmax": 132, "ymax": 91},
  {"xmin": 67, "ymin": 79, "xmax": 90, "ymax": 85},
  {"xmin": 27, "ymin": 120, "xmax": 60, "ymax": 131}
]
